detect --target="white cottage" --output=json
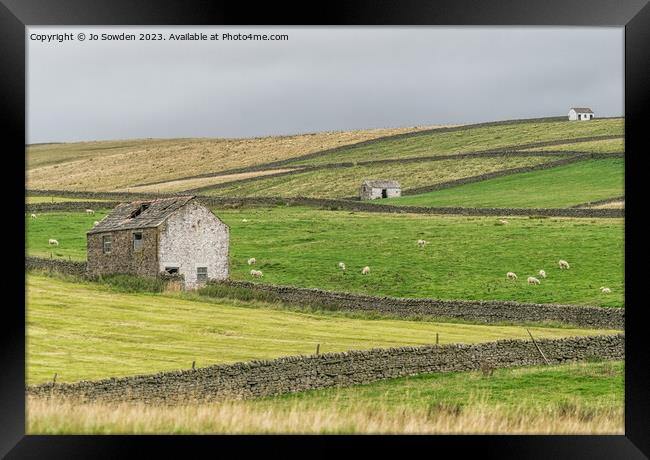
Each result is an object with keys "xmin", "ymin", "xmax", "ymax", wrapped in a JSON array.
[
  {"xmin": 360, "ymin": 180, "xmax": 401, "ymax": 200},
  {"xmin": 87, "ymin": 196, "xmax": 229, "ymax": 289},
  {"xmin": 568, "ymin": 107, "xmax": 595, "ymax": 121}
]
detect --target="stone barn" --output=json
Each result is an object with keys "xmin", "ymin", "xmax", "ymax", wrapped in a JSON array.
[
  {"xmin": 360, "ymin": 180, "xmax": 401, "ymax": 200},
  {"xmin": 568, "ymin": 107, "xmax": 595, "ymax": 121},
  {"xmin": 87, "ymin": 195, "xmax": 229, "ymax": 289}
]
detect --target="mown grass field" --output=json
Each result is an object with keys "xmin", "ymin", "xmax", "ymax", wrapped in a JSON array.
[
  {"xmin": 26, "ymin": 126, "xmax": 443, "ymax": 192},
  {"xmin": 26, "ymin": 196, "xmax": 108, "ymax": 204},
  {"xmin": 28, "ymin": 361, "xmax": 623, "ymax": 434},
  {"xmin": 26, "ymin": 274, "xmax": 616, "ymax": 385},
  {"xmin": 288, "ymin": 119, "xmax": 624, "ymax": 166},
  {"xmin": 523, "ymin": 137, "xmax": 624, "ymax": 153},
  {"xmin": 203, "ymin": 156, "xmax": 558, "ymax": 198},
  {"xmin": 384, "ymin": 158, "xmax": 624, "ymax": 209},
  {"xmin": 27, "ymin": 207, "xmax": 624, "ymax": 307}
]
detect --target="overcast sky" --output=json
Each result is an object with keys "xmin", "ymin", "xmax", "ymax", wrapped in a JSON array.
[{"xmin": 26, "ymin": 27, "xmax": 623, "ymax": 144}]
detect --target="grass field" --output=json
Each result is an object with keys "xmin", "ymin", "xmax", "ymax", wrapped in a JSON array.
[
  {"xmin": 590, "ymin": 200, "xmax": 625, "ymax": 209},
  {"xmin": 26, "ymin": 196, "xmax": 108, "ymax": 204},
  {"xmin": 383, "ymin": 159, "xmax": 624, "ymax": 209},
  {"xmin": 523, "ymin": 137, "xmax": 624, "ymax": 153},
  {"xmin": 288, "ymin": 119, "xmax": 624, "ymax": 166},
  {"xmin": 26, "ymin": 126, "xmax": 445, "ymax": 192},
  {"xmin": 27, "ymin": 361, "xmax": 623, "ymax": 434},
  {"xmin": 203, "ymin": 156, "xmax": 558, "ymax": 198},
  {"xmin": 25, "ymin": 207, "xmax": 624, "ymax": 307},
  {"xmin": 26, "ymin": 274, "xmax": 616, "ymax": 385}
]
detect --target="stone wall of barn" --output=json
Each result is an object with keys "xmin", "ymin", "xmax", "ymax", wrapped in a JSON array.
[
  {"xmin": 360, "ymin": 185, "xmax": 401, "ymax": 200},
  {"xmin": 86, "ymin": 228, "xmax": 159, "ymax": 278},
  {"xmin": 158, "ymin": 201, "xmax": 229, "ymax": 289}
]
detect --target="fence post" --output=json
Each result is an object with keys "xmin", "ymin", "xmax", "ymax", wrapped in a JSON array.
[
  {"xmin": 53, "ymin": 373, "xmax": 57, "ymax": 384},
  {"xmin": 436, "ymin": 333, "xmax": 439, "ymax": 345},
  {"xmin": 316, "ymin": 344, "xmax": 320, "ymax": 355},
  {"xmin": 192, "ymin": 361, "xmax": 196, "ymax": 370},
  {"xmin": 526, "ymin": 328, "xmax": 550, "ymax": 365}
]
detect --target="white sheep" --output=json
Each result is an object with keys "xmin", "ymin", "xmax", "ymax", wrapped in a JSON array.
[
  {"xmin": 538, "ymin": 269, "xmax": 546, "ymax": 278},
  {"xmin": 48, "ymin": 239, "xmax": 59, "ymax": 246},
  {"xmin": 338, "ymin": 262, "xmax": 346, "ymax": 271},
  {"xmin": 558, "ymin": 260, "xmax": 570, "ymax": 269},
  {"xmin": 247, "ymin": 257, "xmax": 256, "ymax": 265},
  {"xmin": 498, "ymin": 219, "xmax": 509, "ymax": 225},
  {"xmin": 417, "ymin": 239, "xmax": 428, "ymax": 248},
  {"xmin": 250, "ymin": 269, "xmax": 263, "ymax": 278},
  {"xmin": 506, "ymin": 272, "xmax": 517, "ymax": 280},
  {"xmin": 362, "ymin": 266, "xmax": 370, "ymax": 275},
  {"xmin": 30, "ymin": 213, "xmax": 37, "ymax": 219},
  {"xmin": 93, "ymin": 221, "xmax": 100, "ymax": 226},
  {"xmin": 242, "ymin": 219, "xmax": 249, "ymax": 222},
  {"xmin": 600, "ymin": 287, "xmax": 612, "ymax": 294},
  {"xmin": 527, "ymin": 276, "xmax": 540, "ymax": 285},
  {"xmin": 85, "ymin": 209, "xmax": 95, "ymax": 215}
]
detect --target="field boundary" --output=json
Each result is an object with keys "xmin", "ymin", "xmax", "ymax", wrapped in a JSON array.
[
  {"xmin": 27, "ymin": 334, "xmax": 624, "ymax": 403},
  {"xmin": 25, "ymin": 258, "xmax": 624, "ymax": 329},
  {"xmin": 26, "ymin": 201, "xmax": 118, "ymax": 212},
  {"xmin": 208, "ymin": 280, "xmax": 624, "ymax": 329},
  {"xmin": 571, "ymin": 196, "xmax": 625, "ymax": 209}
]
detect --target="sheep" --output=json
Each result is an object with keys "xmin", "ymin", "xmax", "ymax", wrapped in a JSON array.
[
  {"xmin": 558, "ymin": 260, "xmax": 570, "ymax": 269},
  {"xmin": 48, "ymin": 239, "xmax": 59, "ymax": 246},
  {"xmin": 247, "ymin": 257, "xmax": 256, "ymax": 265},
  {"xmin": 85, "ymin": 209, "xmax": 95, "ymax": 215},
  {"xmin": 93, "ymin": 221, "xmax": 100, "ymax": 226},
  {"xmin": 600, "ymin": 287, "xmax": 612, "ymax": 294},
  {"xmin": 30, "ymin": 213, "xmax": 37, "ymax": 219},
  {"xmin": 538, "ymin": 269, "xmax": 547, "ymax": 278},
  {"xmin": 362, "ymin": 266, "xmax": 370, "ymax": 275},
  {"xmin": 497, "ymin": 219, "xmax": 509, "ymax": 225},
  {"xmin": 527, "ymin": 276, "xmax": 540, "ymax": 285},
  {"xmin": 506, "ymin": 272, "xmax": 517, "ymax": 280},
  {"xmin": 338, "ymin": 262, "xmax": 346, "ymax": 271},
  {"xmin": 242, "ymin": 219, "xmax": 249, "ymax": 223},
  {"xmin": 250, "ymin": 269, "xmax": 263, "ymax": 278},
  {"xmin": 417, "ymin": 239, "xmax": 428, "ymax": 248}
]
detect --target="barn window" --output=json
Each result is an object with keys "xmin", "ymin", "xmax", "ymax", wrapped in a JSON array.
[
  {"xmin": 133, "ymin": 232, "xmax": 143, "ymax": 250},
  {"xmin": 164, "ymin": 267, "xmax": 179, "ymax": 275},
  {"xmin": 197, "ymin": 267, "xmax": 208, "ymax": 284},
  {"xmin": 102, "ymin": 235, "xmax": 112, "ymax": 254}
]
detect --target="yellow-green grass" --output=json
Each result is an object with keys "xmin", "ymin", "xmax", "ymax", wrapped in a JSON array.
[
  {"xmin": 288, "ymin": 118, "xmax": 624, "ymax": 166},
  {"xmin": 26, "ymin": 207, "xmax": 624, "ymax": 307},
  {"xmin": 26, "ymin": 196, "xmax": 108, "ymax": 204},
  {"xmin": 523, "ymin": 138, "xmax": 624, "ymax": 153},
  {"xmin": 26, "ymin": 274, "xmax": 616, "ymax": 385},
  {"xmin": 203, "ymin": 156, "xmax": 559, "ymax": 198},
  {"xmin": 28, "ymin": 361, "xmax": 623, "ymax": 434},
  {"xmin": 26, "ymin": 126, "xmax": 447, "ymax": 192},
  {"xmin": 589, "ymin": 200, "xmax": 625, "ymax": 209},
  {"xmin": 383, "ymin": 159, "xmax": 624, "ymax": 209}
]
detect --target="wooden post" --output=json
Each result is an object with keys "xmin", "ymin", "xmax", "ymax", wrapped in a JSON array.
[
  {"xmin": 53, "ymin": 373, "xmax": 57, "ymax": 384},
  {"xmin": 316, "ymin": 344, "xmax": 320, "ymax": 355},
  {"xmin": 526, "ymin": 328, "xmax": 550, "ymax": 365},
  {"xmin": 436, "ymin": 333, "xmax": 439, "ymax": 345},
  {"xmin": 192, "ymin": 361, "xmax": 195, "ymax": 370}
]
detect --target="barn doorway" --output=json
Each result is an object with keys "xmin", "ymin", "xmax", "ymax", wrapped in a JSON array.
[{"xmin": 381, "ymin": 189, "xmax": 388, "ymax": 198}]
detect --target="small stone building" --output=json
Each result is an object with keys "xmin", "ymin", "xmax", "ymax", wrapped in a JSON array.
[
  {"xmin": 87, "ymin": 196, "xmax": 229, "ymax": 289},
  {"xmin": 568, "ymin": 107, "xmax": 595, "ymax": 121},
  {"xmin": 360, "ymin": 180, "xmax": 401, "ymax": 200}
]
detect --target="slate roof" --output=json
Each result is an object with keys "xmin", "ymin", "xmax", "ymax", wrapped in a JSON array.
[
  {"xmin": 570, "ymin": 107, "xmax": 594, "ymax": 113},
  {"xmin": 362, "ymin": 180, "xmax": 401, "ymax": 189},
  {"xmin": 88, "ymin": 196, "xmax": 195, "ymax": 234}
]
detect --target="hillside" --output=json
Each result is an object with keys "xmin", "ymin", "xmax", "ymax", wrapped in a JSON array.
[{"xmin": 26, "ymin": 125, "xmax": 448, "ymax": 192}]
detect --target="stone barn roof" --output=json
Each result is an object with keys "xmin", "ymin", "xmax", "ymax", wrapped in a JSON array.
[
  {"xmin": 570, "ymin": 107, "xmax": 594, "ymax": 113},
  {"xmin": 362, "ymin": 180, "xmax": 401, "ymax": 189},
  {"xmin": 88, "ymin": 195, "xmax": 196, "ymax": 234}
]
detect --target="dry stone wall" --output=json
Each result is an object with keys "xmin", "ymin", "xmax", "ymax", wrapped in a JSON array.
[
  {"xmin": 27, "ymin": 334, "xmax": 624, "ymax": 404},
  {"xmin": 211, "ymin": 280, "xmax": 624, "ymax": 329}
]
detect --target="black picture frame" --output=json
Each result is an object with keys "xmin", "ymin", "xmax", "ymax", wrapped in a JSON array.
[{"xmin": 2, "ymin": 1, "xmax": 648, "ymax": 457}]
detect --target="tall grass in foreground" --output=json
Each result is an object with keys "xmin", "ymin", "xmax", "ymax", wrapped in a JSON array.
[{"xmin": 27, "ymin": 395, "xmax": 622, "ymax": 434}]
